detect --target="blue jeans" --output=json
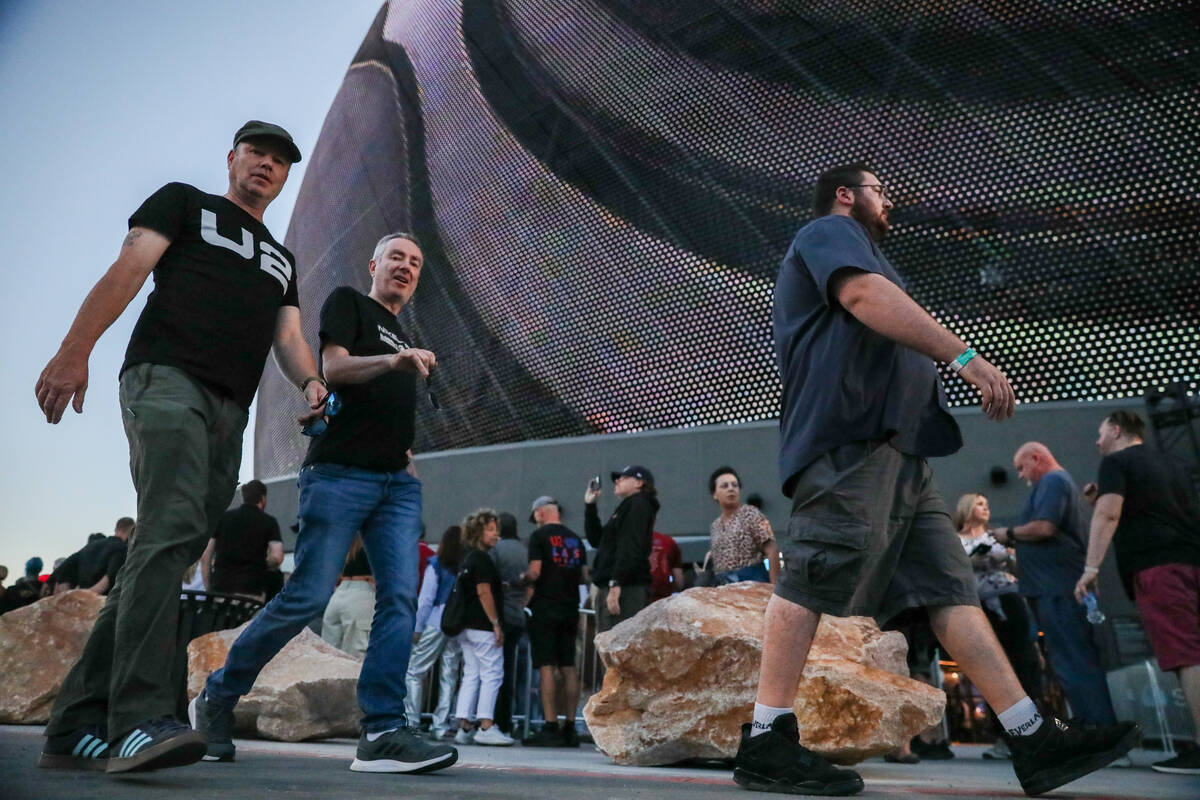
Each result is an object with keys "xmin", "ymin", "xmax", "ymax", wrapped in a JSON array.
[
  {"xmin": 1033, "ymin": 594, "xmax": 1117, "ymax": 725},
  {"xmin": 717, "ymin": 562, "xmax": 770, "ymax": 584},
  {"xmin": 205, "ymin": 463, "xmax": 422, "ymax": 732}
]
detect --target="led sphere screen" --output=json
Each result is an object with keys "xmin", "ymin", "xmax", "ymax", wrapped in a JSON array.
[{"xmin": 255, "ymin": 0, "xmax": 1199, "ymax": 479}]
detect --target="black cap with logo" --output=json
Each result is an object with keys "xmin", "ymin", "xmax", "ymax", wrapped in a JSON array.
[
  {"xmin": 233, "ymin": 120, "xmax": 302, "ymax": 163},
  {"xmin": 610, "ymin": 465, "xmax": 654, "ymax": 487}
]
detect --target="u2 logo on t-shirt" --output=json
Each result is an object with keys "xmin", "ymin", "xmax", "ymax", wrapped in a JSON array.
[{"xmin": 199, "ymin": 209, "xmax": 293, "ymax": 292}]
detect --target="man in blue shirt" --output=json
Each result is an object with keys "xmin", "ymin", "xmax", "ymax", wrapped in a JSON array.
[
  {"xmin": 992, "ymin": 442, "xmax": 1118, "ymax": 726},
  {"xmin": 734, "ymin": 163, "xmax": 1137, "ymax": 797}
]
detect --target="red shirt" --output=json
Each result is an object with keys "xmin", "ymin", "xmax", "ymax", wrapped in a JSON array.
[
  {"xmin": 649, "ymin": 531, "xmax": 682, "ymax": 601},
  {"xmin": 417, "ymin": 541, "xmax": 435, "ymax": 593}
]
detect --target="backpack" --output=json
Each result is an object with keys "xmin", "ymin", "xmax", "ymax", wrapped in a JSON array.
[{"xmin": 439, "ymin": 563, "xmax": 471, "ymax": 637}]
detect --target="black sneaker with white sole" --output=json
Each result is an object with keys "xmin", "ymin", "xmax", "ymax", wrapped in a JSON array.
[
  {"xmin": 1009, "ymin": 716, "xmax": 1140, "ymax": 796},
  {"xmin": 733, "ymin": 713, "xmax": 864, "ymax": 796},
  {"xmin": 106, "ymin": 716, "xmax": 207, "ymax": 774},
  {"xmin": 349, "ymin": 727, "xmax": 458, "ymax": 774},
  {"xmin": 38, "ymin": 725, "xmax": 110, "ymax": 771},
  {"xmin": 188, "ymin": 690, "xmax": 236, "ymax": 762}
]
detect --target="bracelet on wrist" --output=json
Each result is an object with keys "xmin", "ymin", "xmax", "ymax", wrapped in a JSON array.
[
  {"xmin": 948, "ymin": 347, "xmax": 978, "ymax": 374},
  {"xmin": 1083, "ymin": 565, "xmax": 1100, "ymax": 575},
  {"xmin": 300, "ymin": 375, "xmax": 326, "ymax": 392}
]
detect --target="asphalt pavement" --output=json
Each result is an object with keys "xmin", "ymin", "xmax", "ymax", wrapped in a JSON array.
[{"xmin": 4, "ymin": 724, "xmax": 1195, "ymax": 800}]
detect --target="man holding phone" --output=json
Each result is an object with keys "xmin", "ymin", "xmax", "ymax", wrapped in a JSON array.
[{"xmin": 584, "ymin": 466, "xmax": 657, "ymax": 632}]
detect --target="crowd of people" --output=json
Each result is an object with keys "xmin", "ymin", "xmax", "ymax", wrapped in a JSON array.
[{"xmin": 20, "ymin": 126, "xmax": 1197, "ymax": 797}]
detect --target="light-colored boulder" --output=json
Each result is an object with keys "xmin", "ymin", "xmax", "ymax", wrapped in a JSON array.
[
  {"xmin": 0, "ymin": 590, "xmax": 104, "ymax": 723},
  {"xmin": 188, "ymin": 623, "xmax": 362, "ymax": 741},
  {"xmin": 583, "ymin": 581, "xmax": 944, "ymax": 765}
]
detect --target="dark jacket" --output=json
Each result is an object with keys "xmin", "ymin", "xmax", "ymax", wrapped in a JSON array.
[{"xmin": 585, "ymin": 492, "xmax": 659, "ymax": 587}]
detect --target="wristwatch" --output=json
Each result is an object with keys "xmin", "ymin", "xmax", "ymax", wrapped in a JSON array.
[{"xmin": 608, "ymin": 580, "xmax": 618, "ymax": 588}]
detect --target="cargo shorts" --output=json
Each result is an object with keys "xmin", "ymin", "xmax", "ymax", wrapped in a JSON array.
[{"xmin": 775, "ymin": 439, "xmax": 979, "ymax": 627}]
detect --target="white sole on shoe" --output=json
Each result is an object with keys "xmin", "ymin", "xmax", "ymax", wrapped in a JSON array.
[{"xmin": 349, "ymin": 750, "xmax": 457, "ymax": 773}]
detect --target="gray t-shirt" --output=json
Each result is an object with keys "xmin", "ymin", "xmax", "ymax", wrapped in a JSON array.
[
  {"xmin": 491, "ymin": 537, "xmax": 529, "ymax": 628},
  {"xmin": 773, "ymin": 214, "xmax": 961, "ymax": 494}
]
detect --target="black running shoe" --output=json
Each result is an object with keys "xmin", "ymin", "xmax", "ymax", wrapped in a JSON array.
[
  {"xmin": 1151, "ymin": 747, "xmax": 1200, "ymax": 775},
  {"xmin": 107, "ymin": 716, "xmax": 207, "ymax": 774},
  {"xmin": 188, "ymin": 690, "xmax": 236, "ymax": 762},
  {"xmin": 733, "ymin": 714, "xmax": 864, "ymax": 796},
  {"xmin": 911, "ymin": 737, "xmax": 955, "ymax": 760},
  {"xmin": 562, "ymin": 724, "xmax": 580, "ymax": 748},
  {"xmin": 349, "ymin": 727, "xmax": 458, "ymax": 773},
  {"xmin": 1009, "ymin": 716, "xmax": 1140, "ymax": 796},
  {"xmin": 38, "ymin": 725, "xmax": 110, "ymax": 771},
  {"xmin": 522, "ymin": 723, "xmax": 562, "ymax": 747}
]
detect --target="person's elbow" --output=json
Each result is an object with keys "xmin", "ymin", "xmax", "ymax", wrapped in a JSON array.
[{"xmin": 830, "ymin": 269, "xmax": 876, "ymax": 314}]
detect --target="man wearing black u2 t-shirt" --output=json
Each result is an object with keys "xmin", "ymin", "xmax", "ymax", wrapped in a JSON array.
[
  {"xmin": 194, "ymin": 232, "xmax": 458, "ymax": 776},
  {"xmin": 35, "ymin": 121, "xmax": 327, "ymax": 775},
  {"xmin": 522, "ymin": 496, "xmax": 588, "ymax": 747},
  {"xmin": 735, "ymin": 163, "xmax": 1138, "ymax": 798}
]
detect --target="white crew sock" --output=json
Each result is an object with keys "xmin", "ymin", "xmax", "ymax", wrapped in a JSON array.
[
  {"xmin": 366, "ymin": 728, "xmax": 398, "ymax": 742},
  {"xmin": 750, "ymin": 703, "xmax": 792, "ymax": 738},
  {"xmin": 997, "ymin": 697, "xmax": 1043, "ymax": 737}
]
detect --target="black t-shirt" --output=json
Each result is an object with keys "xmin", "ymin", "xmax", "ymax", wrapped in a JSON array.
[
  {"xmin": 459, "ymin": 548, "xmax": 503, "ymax": 632},
  {"xmin": 773, "ymin": 215, "xmax": 962, "ymax": 495},
  {"xmin": 211, "ymin": 504, "xmax": 282, "ymax": 597},
  {"xmin": 121, "ymin": 183, "xmax": 299, "ymax": 410},
  {"xmin": 50, "ymin": 537, "xmax": 126, "ymax": 590},
  {"xmin": 1097, "ymin": 444, "xmax": 1200, "ymax": 595},
  {"xmin": 528, "ymin": 523, "xmax": 587, "ymax": 618},
  {"xmin": 303, "ymin": 287, "xmax": 417, "ymax": 472}
]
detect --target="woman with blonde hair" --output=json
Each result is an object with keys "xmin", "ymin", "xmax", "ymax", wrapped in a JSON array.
[
  {"xmin": 453, "ymin": 509, "xmax": 513, "ymax": 746},
  {"xmin": 955, "ymin": 492, "xmax": 1043, "ymax": 760}
]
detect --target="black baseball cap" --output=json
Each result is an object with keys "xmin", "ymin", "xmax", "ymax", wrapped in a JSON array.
[
  {"xmin": 611, "ymin": 465, "xmax": 654, "ymax": 487},
  {"xmin": 233, "ymin": 120, "xmax": 302, "ymax": 163}
]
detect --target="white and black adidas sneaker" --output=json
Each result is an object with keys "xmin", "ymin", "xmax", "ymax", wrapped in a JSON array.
[
  {"xmin": 106, "ymin": 716, "xmax": 207, "ymax": 774},
  {"xmin": 38, "ymin": 725, "xmax": 110, "ymax": 771}
]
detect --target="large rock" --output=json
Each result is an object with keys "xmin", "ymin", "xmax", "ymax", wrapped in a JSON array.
[
  {"xmin": 0, "ymin": 590, "xmax": 104, "ymax": 723},
  {"xmin": 188, "ymin": 623, "xmax": 362, "ymax": 741},
  {"xmin": 583, "ymin": 582, "xmax": 944, "ymax": 765}
]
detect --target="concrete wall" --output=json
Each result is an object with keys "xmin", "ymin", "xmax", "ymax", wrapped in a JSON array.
[{"xmin": 266, "ymin": 399, "xmax": 1138, "ymax": 542}]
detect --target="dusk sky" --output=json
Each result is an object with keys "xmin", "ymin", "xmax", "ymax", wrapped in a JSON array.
[{"xmin": 0, "ymin": 1, "xmax": 384, "ymax": 579}]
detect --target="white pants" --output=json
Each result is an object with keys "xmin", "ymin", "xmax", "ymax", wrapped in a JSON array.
[
  {"xmin": 320, "ymin": 580, "xmax": 374, "ymax": 659},
  {"xmin": 404, "ymin": 626, "xmax": 463, "ymax": 728},
  {"xmin": 455, "ymin": 628, "xmax": 504, "ymax": 722}
]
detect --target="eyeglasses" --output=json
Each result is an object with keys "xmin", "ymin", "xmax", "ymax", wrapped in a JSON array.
[{"xmin": 846, "ymin": 184, "xmax": 890, "ymax": 199}]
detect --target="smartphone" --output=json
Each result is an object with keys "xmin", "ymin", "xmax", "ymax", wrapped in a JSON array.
[{"xmin": 588, "ymin": 475, "xmax": 601, "ymax": 492}]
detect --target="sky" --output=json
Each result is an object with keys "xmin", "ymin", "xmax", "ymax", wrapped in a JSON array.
[{"xmin": 0, "ymin": 0, "xmax": 386, "ymax": 579}]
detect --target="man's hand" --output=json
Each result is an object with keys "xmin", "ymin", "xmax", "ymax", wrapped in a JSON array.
[
  {"xmin": 1081, "ymin": 482, "xmax": 1099, "ymax": 505},
  {"xmin": 606, "ymin": 585, "xmax": 622, "ymax": 617},
  {"xmin": 36, "ymin": 346, "xmax": 90, "ymax": 424},
  {"xmin": 295, "ymin": 381, "xmax": 330, "ymax": 426},
  {"xmin": 584, "ymin": 478, "xmax": 600, "ymax": 504},
  {"xmin": 391, "ymin": 348, "xmax": 437, "ymax": 377},
  {"xmin": 493, "ymin": 623, "xmax": 504, "ymax": 646},
  {"xmin": 958, "ymin": 355, "xmax": 1016, "ymax": 421},
  {"xmin": 1073, "ymin": 570, "xmax": 1099, "ymax": 602}
]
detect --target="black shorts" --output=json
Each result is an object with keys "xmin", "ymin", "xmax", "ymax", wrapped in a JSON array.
[
  {"xmin": 775, "ymin": 439, "xmax": 979, "ymax": 626},
  {"xmin": 528, "ymin": 609, "xmax": 580, "ymax": 668}
]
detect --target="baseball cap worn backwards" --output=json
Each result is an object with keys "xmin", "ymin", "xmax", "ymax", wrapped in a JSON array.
[
  {"xmin": 611, "ymin": 465, "xmax": 654, "ymax": 487},
  {"xmin": 233, "ymin": 120, "xmax": 302, "ymax": 163},
  {"xmin": 529, "ymin": 495, "xmax": 560, "ymax": 523}
]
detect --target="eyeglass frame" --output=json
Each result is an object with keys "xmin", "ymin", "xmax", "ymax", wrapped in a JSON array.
[{"xmin": 844, "ymin": 183, "xmax": 890, "ymax": 199}]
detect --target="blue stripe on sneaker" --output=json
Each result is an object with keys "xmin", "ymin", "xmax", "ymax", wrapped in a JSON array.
[
  {"xmin": 81, "ymin": 739, "xmax": 100, "ymax": 758},
  {"xmin": 72, "ymin": 734, "xmax": 94, "ymax": 756},
  {"xmin": 84, "ymin": 739, "xmax": 107, "ymax": 758},
  {"xmin": 121, "ymin": 731, "xmax": 150, "ymax": 758}
]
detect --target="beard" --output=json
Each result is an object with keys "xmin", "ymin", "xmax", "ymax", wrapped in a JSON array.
[{"xmin": 850, "ymin": 199, "xmax": 889, "ymax": 242}]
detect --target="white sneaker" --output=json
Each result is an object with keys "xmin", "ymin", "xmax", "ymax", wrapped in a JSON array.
[
  {"xmin": 1107, "ymin": 755, "xmax": 1133, "ymax": 768},
  {"xmin": 430, "ymin": 726, "xmax": 449, "ymax": 741},
  {"xmin": 474, "ymin": 726, "xmax": 515, "ymax": 746},
  {"xmin": 453, "ymin": 728, "xmax": 475, "ymax": 745}
]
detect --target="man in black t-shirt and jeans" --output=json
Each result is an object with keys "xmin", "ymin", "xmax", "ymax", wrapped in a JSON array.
[
  {"xmin": 193, "ymin": 233, "xmax": 457, "ymax": 776},
  {"xmin": 36, "ymin": 121, "xmax": 327, "ymax": 774},
  {"xmin": 1075, "ymin": 410, "xmax": 1200, "ymax": 776},
  {"xmin": 200, "ymin": 480, "xmax": 283, "ymax": 601},
  {"xmin": 522, "ymin": 496, "xmax": 587, "ymax": 747}
]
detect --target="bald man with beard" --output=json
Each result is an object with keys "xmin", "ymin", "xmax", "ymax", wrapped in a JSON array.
[{"xmin": 994, "ymin": 442, "xmax": 1118, "ymax": 728}]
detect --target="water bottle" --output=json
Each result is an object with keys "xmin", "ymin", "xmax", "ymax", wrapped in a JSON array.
[
  {"xmin": 301, "ymin": 392, "xmax": 342, "ymax": 437},
  {"xmin": 1083, "ymin": 592, "xmax": 1106, "ymax": 624}
]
